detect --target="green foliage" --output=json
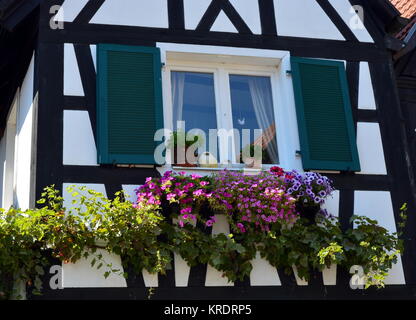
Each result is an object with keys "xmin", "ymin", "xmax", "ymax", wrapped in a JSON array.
[
  {"xmin": 342, "ymin": 214, "xmax": 404, "ymax": 289},
  {"xmin": 0, "ymin": 186, "xmax": 60, "ymax": 299},
  {"xmin": 208, "ymin": 233, "xmax": 257, "ymax": 283},
  {"xmin": 258, "ymin": 214, "xmax": 344, "ymax": 281},
  {"xmin": 0, "ymin": 184, "xmax": 409, "ymax": 299}
]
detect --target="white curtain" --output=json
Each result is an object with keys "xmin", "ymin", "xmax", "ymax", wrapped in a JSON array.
[
  {"xmin": 248, "ymin": 77, "xmax": 279, "ymax": 164},
  {"xmin": 171, "ymin": 72, "xmax": 186, "ymax": 129}
]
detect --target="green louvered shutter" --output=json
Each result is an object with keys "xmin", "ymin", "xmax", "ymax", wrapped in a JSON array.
[
  {"xmin": 290, "ymin": 57, "xmax": 360, "ymax": 171},
  {"xmin": 97, "ymin": 44, "xmax": 163, "ymax": 164}
]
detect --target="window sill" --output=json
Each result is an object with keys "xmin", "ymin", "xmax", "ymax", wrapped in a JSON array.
[{"xmin": 169, "ymin": 165, "xmax": 276, "ymax": 173}]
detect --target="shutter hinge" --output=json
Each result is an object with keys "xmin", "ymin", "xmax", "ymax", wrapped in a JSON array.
[
  {"xmin": 161, "ymin": 62, "xmax": 166, "ymax": 69},
  {"xmin": 295, "ymin": 150, "xmax": 302, "ymax": 157},
  {"xmin": 286, "ymin": 70, "xmax": 292, "ymax": 76}
]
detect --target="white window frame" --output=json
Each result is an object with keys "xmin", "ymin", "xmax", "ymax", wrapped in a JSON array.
[{"xmin": 157, "ymin": 43, "xmax": 303, "ymax": 173}]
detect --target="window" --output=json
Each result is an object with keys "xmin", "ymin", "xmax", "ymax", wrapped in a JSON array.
[
  {"xmin": 171, "ymin": 71, "xmax": 217, "ymax": 137},
  {"xmin": 96, "ymin": 43, "xmax": 359, "ymax": 172},
  {"xmin": 166, "ymin": 59, "xmax": 282, "ymax": 168},
  {"xmin": 229, "ymin": 75, "xmax": 278, "ymax": 164}
]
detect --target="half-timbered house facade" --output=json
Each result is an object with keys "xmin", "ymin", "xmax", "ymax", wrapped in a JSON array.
[{"xmin": 0, "ymin": 0, "xmax": 415, "ymax": 299}]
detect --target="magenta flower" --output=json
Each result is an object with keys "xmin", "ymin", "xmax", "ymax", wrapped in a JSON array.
[{"xmin": 237, "ymin": 223, "xmax": 246, "ymax": 233}]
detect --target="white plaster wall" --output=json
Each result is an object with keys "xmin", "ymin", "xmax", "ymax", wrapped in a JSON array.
[
  {"xmin": 0, "ymin": 135, "xmax": 6, "ymax": 208},
  {"xmin": 229, "ymin": 0, "xmax": 261, "ymax": 34},
  {"xmin": 210, "ymin": 11, "xmax": 238, "ymax": 33},
  {"xmin": 328, "ymin": 0, "xmax": 374, "ymax": 43},
  {"xmin": 322, "ymin": 190, "xmax": 340, "ymax": 218},
  {"xmin": 184, "ymin": 0, "xmax": 260, "ymax": 33},
  {"xmin": 90, "ymin": 0, "xmax": 169, "ymax": 28},
  {"xmin": 184, "ymin": 0, "xmax": 213, "ymax": 30},
  {"xmin": 122, "ymin": 184, "xmax": 141, "ymax": 202},
  {"xmin": 274, "ymin": 0, "xmax": 344, "ymax": 40},
  {"xmin": 250, "ymin": 252, "xmax": 281, "ymax": 286},
  {"xmin": 356, "ymin": 123, "xmax": 387, "ymax": 175},
  {"xmin": 55, "ymin": 0, "xmax": 89, "ymax": 22},
  {"xmin": 174, "ymin": 252, "xmax": 191, "ymax": 287},
  {"xmin": 62, "ymin": 248, "xmax": 127, "ymax": 288},
  {"xmin": 322, "ymin": 264, "xmax": 337, "ymax": 285},
  {"xmin": 90, "ymin": 45, "xmax": 97, "ymax": 72},
  {"xmin": 142, "ymin": 270, "xmax": 159, "ymax": 287},
  {"xmin": 63, "ymin": 110, "xmax": 98, "ymax": 166},
  {"xmin": 2, "ymin": 99, "xmax": 17, "ymax": 210},
  {"xmin": 292, "ymin": 265, "xmax": 308, "ymax": 285},
  {"xmin": 62, "ymin": 183, "xmax": 107, "ymax": 214},
  {"xmin": 205, "ymin": 214, "xmax": 234, "ymax": 286},
  {"xmin": 358, "ymin": 62, "xmax": 377, "ymax": 110},
  {"xmin": 354, "ymin": 191, "xmax": 406, "ymax": 285},
  {"xmin": 60, "ymin": 183, "xmax": 129, "ymax": 287},
  {"xmin": 64, "ymin": 43, "xmax": 84, "ymax": 96},
  {"xmin": 15, "ymin": 54, "xmax": 36, "ymax": 210}
]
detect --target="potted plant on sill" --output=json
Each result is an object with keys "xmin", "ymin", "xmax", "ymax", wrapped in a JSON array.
[
  {"xmin": 167, "ymin": 130, "xmax": 205, "ymax": 167},
  {"xmin": 270, "ymin": 167, "xmax": 334, "ymax": 225}
]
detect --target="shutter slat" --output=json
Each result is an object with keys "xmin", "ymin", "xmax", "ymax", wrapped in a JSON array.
[
  {"xmin": 291, "ymin": 57, "xmax": 360, "ymax": 171},
  {"xmin": 97, "ymin": 44, "xmax": 163, "ymax": 164}
]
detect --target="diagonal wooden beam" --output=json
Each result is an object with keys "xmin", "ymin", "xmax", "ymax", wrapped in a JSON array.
[
  {"xmin": 73, "ymin": 0, "xmax": 105, "ymax": 24},
  {"xmin": 316, "ymin": 0, "xmax": 358, "ymax": 42},
  {"xmin": 73, "ymin": 44, "xmax": 97, "ymax": 139},
  {"xmin": 221, "ymin": 0, "xmax": 252, "ymax": 34},
  {"xmin": 196, "ymin": 0, "xmax": 252, "ymax": 34},
  {"xmin": 195, "ymin": 0, "xmax": 223, "ymax": 32}
]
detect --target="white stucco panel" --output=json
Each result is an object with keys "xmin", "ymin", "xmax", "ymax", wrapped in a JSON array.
[
  {"xmin": 63, "ymin": 110, "xmax": 98, "ymax": 166},
  {"xmin": 62, "ymin": 183, "xmax": 107, "ymax": 215},
  {"xmin": 322, "ymin": 264, "xmax": 337, "ymax": 285},
  {"xmin": 210, "ymin": 10, "xmax": 238, "ymax": 33},
  {"xmin": 142, "ymin": 270, "xmax": 159, "ymax": 287},
  {"xmin": 64, "ymin": 43, "xmax": 84, "ymax": 96},
  {"xmin": 322, "ymin": 190, "xmax": 340, "ymax": 218},
  {"xmin": 358, "ymin": 62, "xmax": 377, "ymax": 110},
  {"xmin": 90, "ymin": 45, "xmax": 97, "ymax": 72},
  {"xmin": 229, "ymin": 0, "xmax": 261, "ymax": 34},
  {"xmin": 62, "ymin": 249, "xmax": 127, "ymax": 288},
  {"xmin": 205, "ymin": 214, "xmax": 234, "ymax": 286},
  {"xmin": 90, "ymin": 0, "xmax": 169, "ymax": 28},
  {"xmin": 292, "ymin": 265, "xmax": 308, "ymax": 286},
  {"xmin": 354, "ymin": 191, "xmax": 406, "ymax": 285},
  {"xmin": 328, "ymin": 0, "xmax": 374, "ymax": 43},
  {"xmin": 356, "ymin": 123, "xmax": 387, "ymax": 175},
  {"xmin": 0, "ymin": 134, "xmax": 6, "ymax": 208},
  {"xmin": 250, "ymin": 252, "xmax": 281, "ymax": 286},
  {"xmin": 184, "ymin": 0, "xmax": 211, "ymax": 30},
  {"xmin": 174, "ymin": 252, "xmax": 192, "ymax": 287},
  {"xmin": 55, "ymin": 0, "xmax": 89, "ymax": 22},
  {"xmin": 15, "ymin": 54, "xmax": 35, "ymax": 210},
  {"xmin": 122, "ymin": 185, "xmax": 141, "ymax": 203},
  {"xmin": 274, "ymin": 0, "xmax": 344, "ymax": 40}
]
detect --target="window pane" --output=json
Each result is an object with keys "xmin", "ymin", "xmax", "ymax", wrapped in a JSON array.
[
  {"xmin": 229, "ymin": 74, "xmax": 279, "ymax": 164},
  {"xmin": 171, "ymin": 71, "xmax": 217, "ymax": 135}
]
